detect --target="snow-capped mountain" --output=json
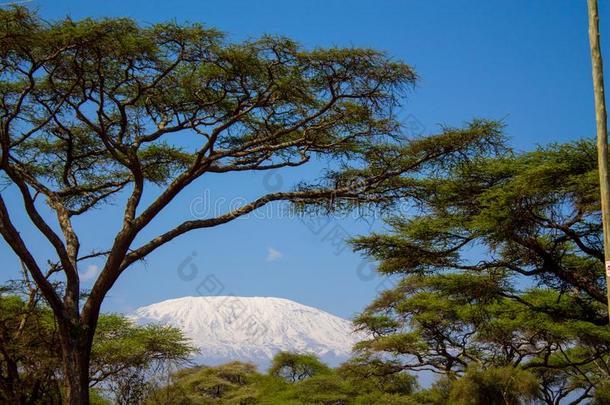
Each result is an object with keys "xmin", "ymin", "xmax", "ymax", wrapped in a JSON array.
[{"xmin": 130, "ymin": 296, "xmax": 363, "ymax": 368}]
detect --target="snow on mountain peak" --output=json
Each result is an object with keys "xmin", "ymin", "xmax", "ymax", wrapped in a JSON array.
[{"xmin": 129, "ymin": 296, "xmax": 363, "ymax": 368}]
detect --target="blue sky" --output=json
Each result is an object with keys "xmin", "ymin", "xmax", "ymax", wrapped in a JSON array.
[{"xmin": 0, "ymin": 0, "xmax": 607, "ymax": 319}]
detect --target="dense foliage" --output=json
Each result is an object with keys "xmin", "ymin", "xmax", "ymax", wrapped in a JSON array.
[
  {"xmin": 351, "ymin": 139, "xmax": 610, "ymax": 404},
  {"xmin": 145, "ymin": 353, "xmax": 417, "ymax": 405},
  {"xmin": 144, "ymin": 354, "xmax": 567, "ymax": 404},
  {"xmin": 0, "ymin": 289, "xmax": 194, "ymax": 404}
]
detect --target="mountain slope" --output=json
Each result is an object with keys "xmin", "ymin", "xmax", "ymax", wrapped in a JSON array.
[{"xmin": 130, "ymin": 296, "xmax": 362, "ymax": 367}]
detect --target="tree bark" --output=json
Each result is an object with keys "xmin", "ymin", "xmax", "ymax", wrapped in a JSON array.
[
  {"xmin": 588, "ymin": 0, "xmax": 610, "ymax": 325},
  {"xmin": 58, "ymin": 319, "xmax": 91, "ymax": 405}
]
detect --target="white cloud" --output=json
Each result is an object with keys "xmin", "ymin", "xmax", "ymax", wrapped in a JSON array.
[
  {"xmin": 266, "ymin": 247, "xmax": 283, "ymax": 262},
  {"xmin": 79, "ymin": 264, "xmax": 99, "ymax": 281}
]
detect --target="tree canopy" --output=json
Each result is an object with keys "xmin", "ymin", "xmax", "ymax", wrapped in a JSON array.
[
  {"xmin": 268, "ymin": 352, "xmax": 331, "ymax": 383},
  {"xmin": 145, "ymin": 354, "xmax": 417, "ymax": 405},
  {"xmin": 0, "ymin": 287, "xmax": 194, "ymax": 405},
  {"xmin": 352, "ymin": 139, "xmax": 610, "ymax": 404}
]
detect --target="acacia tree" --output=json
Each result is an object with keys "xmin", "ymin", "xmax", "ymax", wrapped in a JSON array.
[
  {"xmin": 268, "ymin": 352, "xmax": 330, "ymax": 383},
  {"xmin": 352, "ymin": 140, "xmax": 610, "ymax": 404},
  {"xmin": 0, "ymin": 8, "xmax": 501, "ymax": 404}
]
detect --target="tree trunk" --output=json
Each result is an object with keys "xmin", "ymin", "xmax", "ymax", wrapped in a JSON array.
[
  {"xmin": 58, "ymin": 320, "xmax": 91, "ymax": 405},
  {"xmin": 587, "ymin": 0, "xmax": 610, "ymax": 325}
]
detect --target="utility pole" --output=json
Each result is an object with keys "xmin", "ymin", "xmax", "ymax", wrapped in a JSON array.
[{"xmin": 587, "ymin": 0, "xmax": 610, "ymax": 325}]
